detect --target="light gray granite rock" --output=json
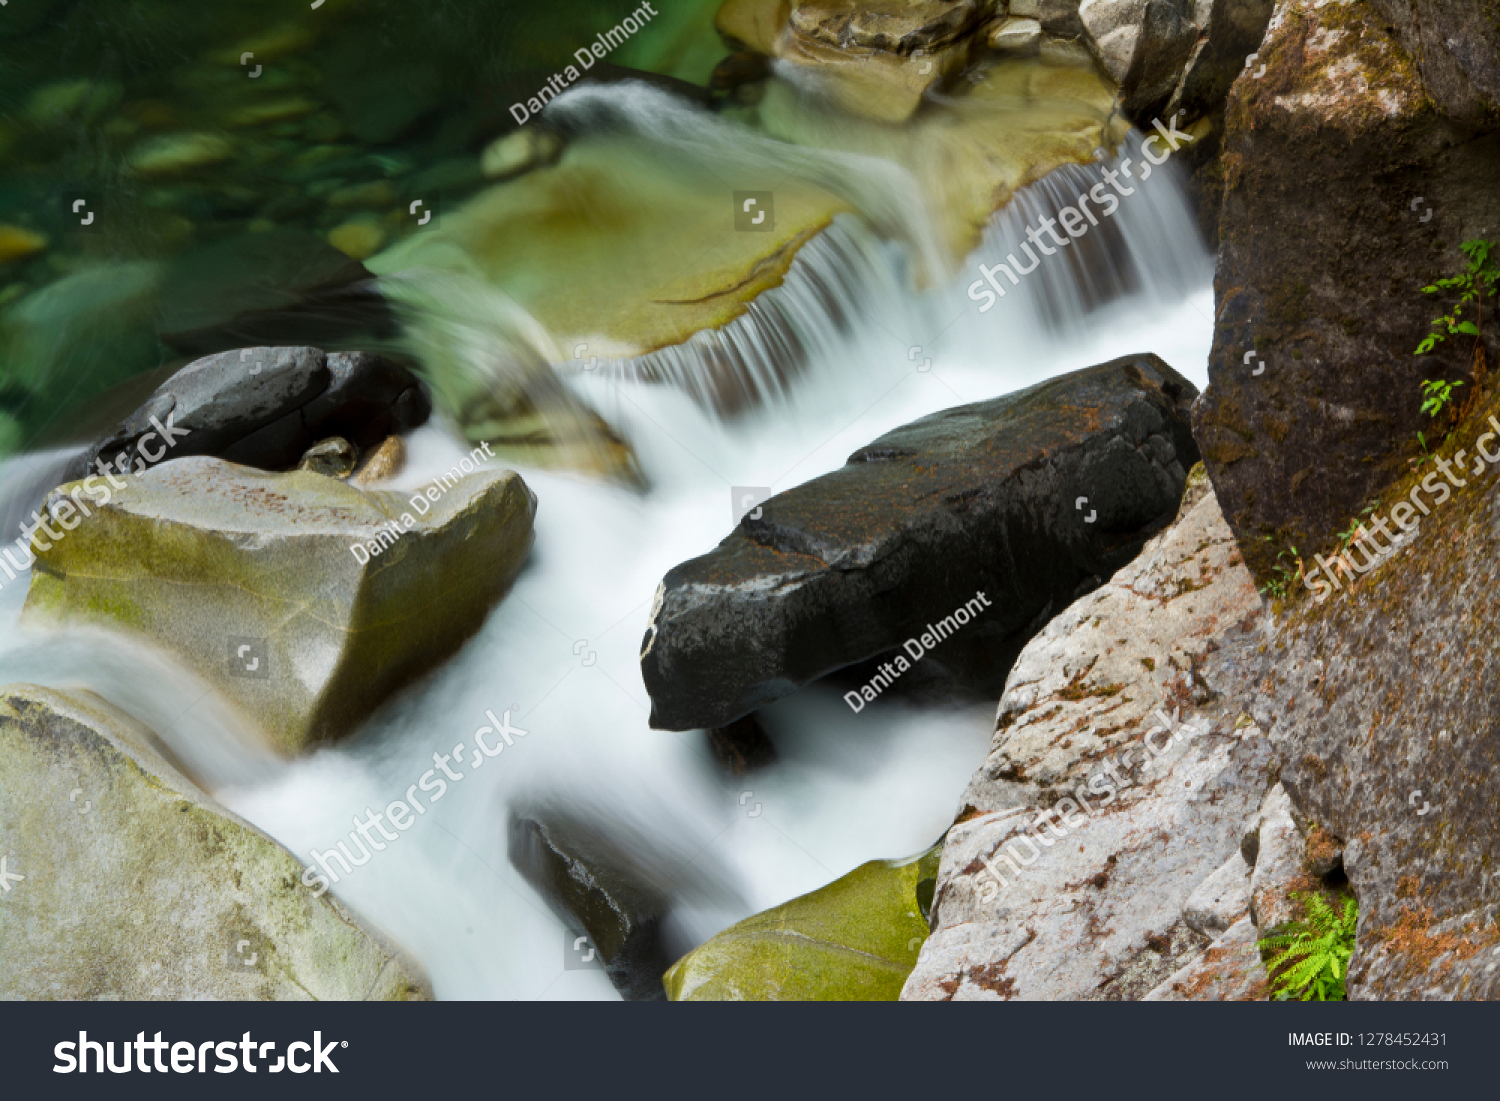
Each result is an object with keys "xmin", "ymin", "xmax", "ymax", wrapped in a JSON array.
[
  {"xmin": 903, "ymin": 474, "xmax": 1275, "ymax": 1000},
  {"xmin": 1143, "ymin": 916, "xmax": 1266, "ymax": 1000},
  {"xmin": 1184, "ymin": 850, "xmax": 1252, "ymax": 936}
]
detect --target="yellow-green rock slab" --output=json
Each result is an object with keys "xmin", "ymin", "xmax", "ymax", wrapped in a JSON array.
[
  {"xmin": 0, "ymin": 684, "xmax": 430, "ymax": 1000},
  {"xmin": 664, "ymin": 844, "xmax": 940, "ymax": 1000},
  {"xmin": 756, "ymin": 52, "xmax": 1125, "ymax": 261},
  {"xmin": 22, "ymin": 457, "xmax": 536, "ymax": 755},
  {"xmin": 367, "ymin": 139, "xmax": 852, "ymax": 358}
]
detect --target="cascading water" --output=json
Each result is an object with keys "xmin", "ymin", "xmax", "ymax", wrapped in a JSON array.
[{"xmin": 0, "ymin": 90, "xmax": 1216, "ymax": 1000}]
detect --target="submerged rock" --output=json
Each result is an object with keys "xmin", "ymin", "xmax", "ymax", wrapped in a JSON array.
[
  {"xmin": 0, "ymin": 684, "xmax": 430, "ymax": 1000},
  {"xmin": 508, "ymin": 811, "xmax": 673, "ymax": 1001},
  {"xmin": 641, "ymin": 354, "xmax": 1199, "ymax": 731},
  {"xmin": 22, "ymin": 457, "xmax": 536, "ymax": 754},
  {"xmin": 156, "ymin": 228, "xmax": 398, "ymax": 357},
  {"xmin": 902, "ymin": 474, "xmax": 1274, "ymax": 1000},
  {"xmin": 708, "ymin": 712, "xmax": 778, "ymax": 775},
  {"xmin": 665, "ymin": 844, "xmax": 940, "ymax": 1000}
]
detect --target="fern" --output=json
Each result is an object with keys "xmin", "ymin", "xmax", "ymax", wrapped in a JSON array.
[{"xmin": 1258, "ymin": 892, "xmax": 1357, "ymax": 1001}]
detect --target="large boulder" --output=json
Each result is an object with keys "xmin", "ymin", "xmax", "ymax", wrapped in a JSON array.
[
  {"xmin": 22, "ymin": 457, "xmax": 536, "ymax": 754},
  {"xmin": 665, "ymin": 844, "xmax": 940, "ymax": 1000},
  {"xmin": 0, "ymin": 684, "xmax": 430, "ymax": 1000},
  {"xmin": 65, "ymin": 345, "xmax": 431, "ymax": 483},
  {"xmin": 902, "ymin": 472, "xmax": 1275, "ymax": 1000},
  {"xmin": 1192, "ymin": 0, "xmax": 1500, "ymax": 584},
  {"xmin": 1247, "ymin": 386, "xmax": 1500, "ymax": 998},
  {"xmin": 641, "ymin": 354, "xmax": 1199, "ymax": 731}
]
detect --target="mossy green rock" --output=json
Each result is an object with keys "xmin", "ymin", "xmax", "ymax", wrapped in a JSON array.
[
  {"xmin": 21, "ymin": 456, "xmax": 536, "ymax": 755},
  {"xmin": 0, "ymin": 684, "xmax": 430, "ymax": 1000},
  {"xmin": 664, "ymin": 844, "xmax": 940, "ymax": 1000}
]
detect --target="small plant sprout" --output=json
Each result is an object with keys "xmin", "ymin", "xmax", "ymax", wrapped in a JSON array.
[
  {"xmin": 1258, "ymin": 892, "xmax": 1357, "ymax": 1001},
  {"xmin": 1416, "ymin": 238, "xmax": 1497, "ymax": 423},
  {"xmin": 1258, "ymin": 536, "xmax": 1302, "ymax": 600},
  {"xmin": 1419, "ymin": 378, "xmax": 1464, "ymax": 418}
]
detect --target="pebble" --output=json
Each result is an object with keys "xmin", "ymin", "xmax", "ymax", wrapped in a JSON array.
[
  {"xmin": 0, "ymin": 226, "xmax": 48, "ymax": 263},
  {"xmin": 352, "ymin": 435, "xmax": 406, "ymax": 486},
  {"xmin": 128, "ymin": 133, "xmax": 234, "ymax": 177},
  {"xmin": 298, "ymin": 437, "xmax": 359, "ymax": 479},
  {"xmin": 327, "ymin": 179, "xmax": 396, "ymax": 209},
  {"xmin": 327, "ymin": 216, "xmax": 387, "ymax": 260},
  {"xmin": 480, "ymin": 129, "xmax": 563, "ymax": 180}
]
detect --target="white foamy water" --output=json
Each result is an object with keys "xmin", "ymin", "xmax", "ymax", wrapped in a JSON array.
[{"xmin": 0, "ymin": 106, "xmax": 1214, "ymax": 999}]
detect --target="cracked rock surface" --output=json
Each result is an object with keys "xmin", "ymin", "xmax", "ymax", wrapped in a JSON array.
[{"xmin": 903, "ymin": 473, "xmax": 1275, "ymax": 1000}]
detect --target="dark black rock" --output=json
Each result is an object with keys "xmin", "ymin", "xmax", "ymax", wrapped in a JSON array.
[
  {"xmin": 708, "ymin": 713, "xmax": 777, "ymax": 776},
  {"xmin": 1121, "ymin": 0, "xmax": 1202, "ymax": 124},
  {"xmin": 69, "ymin": 346, "xmax": 429, "ymax": 480},
  {"xmin": 641, "ymin": 354, "xmax": 1200, "ymax": 731},
  {"xmin": 507, "ymin": 811, "xmax": 672, "ymax": 1002}
]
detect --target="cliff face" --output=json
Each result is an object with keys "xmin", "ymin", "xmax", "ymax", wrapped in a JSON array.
[
  {"xmin": 1193, "ymin": 0, "xmax": 1500, "ymax": 583},
  {"xmin": 1252, "ymin": 384, "xmax": 1500, "ymax": 999}
]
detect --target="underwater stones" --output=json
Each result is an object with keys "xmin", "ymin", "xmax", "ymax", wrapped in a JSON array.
[
  {"xmin": 0, "ymin": 684, "xmax": 430, "ymax": 1000},
  {"xmin": 664, "ymin": 844, "xmax": 940, "ymax": 1000},
  {"xmin": 716, "ymin": 0, "xmax": 791, "ymax": 54},
  {"xmin": 21, "ymin": 458, "xmax": 536, "ymax": 754},
  {"xmin": 641, "ymin": 354, "xmax": 1199, "ymax": 731},
  {"xmin": 127, "ymin": 132, "xmax": 234, "ymax": 177},
  {"xmin": 508, "ymin": 811, "xmax": 673, "ymax": 1001},
  {"xmin": 327, "ymin": 215, "xmax": 388, "ymax": 260},
  {"xmin": 155, "ymin": 228, "xmax": 398, "ymax": 356},
  {"xmin": 69, "ymin": 346, "xmax": 429, "ymax": 482},
  {"xmin": 0, "ymin": 224, "xmax": 47, "ymax": 263}
]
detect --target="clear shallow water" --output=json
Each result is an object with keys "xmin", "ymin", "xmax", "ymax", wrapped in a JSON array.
[{"xmin": 0, "ymin": 105, "xmax": 1213, "ymax": 999}]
